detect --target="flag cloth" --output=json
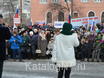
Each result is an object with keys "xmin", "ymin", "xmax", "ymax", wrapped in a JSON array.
[
  {"xmin": 14, "ymin": 8, "xmax": 19, "ymax": 18},
  {"xmin": 90, "ymin": 21, "xmax": 95, "ymax": 32},
  {"xmin": 13, "ymin": 7, "xmax": 20, "ymax": 28},
  {"xmin": 68, "ymin": 15, "xmax": 71, "ymax": 24}
]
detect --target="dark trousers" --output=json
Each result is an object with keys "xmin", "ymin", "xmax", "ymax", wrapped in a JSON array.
[
  {"xmin": 0, "ymin": 61, "xmax": 4, "ymax": 78},
  {"xmin": 31, "ymin": 46, "xmax": 37, "ymax": 59},
  {"xmin": 12, "ymin": 49, "xmax": 22, "ymax": 60},
  {"xmin": 58, "ymin": 67, "xmax": 71, "ymax": 78}
]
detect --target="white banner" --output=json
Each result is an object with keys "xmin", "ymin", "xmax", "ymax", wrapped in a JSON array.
[
  {"xmin": 71, "ymin": 16, "xmax": 100, "ymax": 28},
  {"xmin": 54, "ymin": 16, "xmax": 100, "ymax": 28},
  {"xmin": 54, "ymin": 21, "xmax": 65, "ymax": 28},
  {"xmin": 14, "ymin": 17, "xmax": 20, "ymax": 24}
]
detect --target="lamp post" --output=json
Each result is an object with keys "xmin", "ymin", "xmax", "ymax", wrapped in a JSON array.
[{"xmin": 20, "ymin": 0, "xmax": 22, "ymax": 26}]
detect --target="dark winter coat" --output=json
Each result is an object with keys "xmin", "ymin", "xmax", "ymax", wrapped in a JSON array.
[
  {"xmin": 38, "ymin": 36, "xmax": 47, "ymax": 56},
  {"xmin": 28, "ymin": 34, "xmax": 39, "ymax": 53},
  {"xmin": 0, "ymin": 24, "xmax": 11, "ymax": 60},
  {"xmin": 29, "ymin": 34, "xmax": 39, "ymax": 46}
]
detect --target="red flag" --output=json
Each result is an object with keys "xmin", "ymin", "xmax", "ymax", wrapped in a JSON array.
[{"xmin": 68, "ymin": 15, "xmax": 71, "ymax": 24}]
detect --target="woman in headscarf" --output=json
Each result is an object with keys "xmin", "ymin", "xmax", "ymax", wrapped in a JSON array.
[
  {"xmin": 38, "ymin": 30, "xmax": 47, "ymax": 57},
  {"xmin": 52, "ymin": 23, "xmax": 79, "ymax": 78}
]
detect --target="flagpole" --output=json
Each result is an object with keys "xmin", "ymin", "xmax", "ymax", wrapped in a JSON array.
[
  {"xmin": 65, "ymin": 1, "xmax": 70, "ymax": 11},
  {"xmin": 71, "ymin": 0, "xmax": 73, "ymax": 17},
  {"xmin": 65, "ymin": 0, "xmax": 73, "ymax": 24},
  {"xmin": 20, "ymin": 0, "xmax": 22, "ymax": 26}
]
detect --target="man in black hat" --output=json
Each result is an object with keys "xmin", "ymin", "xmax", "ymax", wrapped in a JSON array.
[{"xmin": 0, "ymin": 14, "xmax": 11, "ymax": 78}]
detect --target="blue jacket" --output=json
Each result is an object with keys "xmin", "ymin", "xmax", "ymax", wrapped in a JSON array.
[{"xmin": 9, "ymin": 35, "xmax": 23, "ymax": 49}]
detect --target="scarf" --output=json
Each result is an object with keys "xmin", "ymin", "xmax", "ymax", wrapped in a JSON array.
[{"xmin": 39, "ymin": 33, "xmax": 46, "ymax": 40}]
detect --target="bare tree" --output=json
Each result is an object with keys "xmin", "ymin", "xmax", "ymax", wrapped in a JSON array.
[
  {"xmin": 2, "ymin": 0, "xmax": 17, "ymax": 25},
  {"xmin": 47, "ymin": 2, "xmax": 71, "ymax": 22},
  {"xmin": 48, "ymin": 3, "xmax": 69, "ymax": 12}
]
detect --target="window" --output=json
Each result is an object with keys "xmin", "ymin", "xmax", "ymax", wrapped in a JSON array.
[
  {"xmin": 52, "ymin": 0, "xmax": 59, "ymax": 3},
  {"xmin": 64, "ymin": 0, "xmax": 71, "ymax": 2},
  {"xmin": 40, "ymin": 0, "xmax": 47, "ymax": 4},
  {"xmin": 94, "ymin": 0, "xmax": 102, "ymax": 2},
  {"xmin": 58, "ymin": 11, "xmax": 64, "ymax": 21},
  {"xmin": 88, "ymin": 11, "xmax": 95, "ymax": 17},
  {"xmin": 81, "ymin": 0, "xmax": 89, "ymax": 2},
  {"xmin": 101, "ymin": 12, "xmax": 104, "ymax": 23},
  {"xmin": 47, "ymin": 12, "xmax": 52, "ymax": 23},
  {"xmin": 73, "ymin": 12, "xmax": 79, "ymax": 18}
]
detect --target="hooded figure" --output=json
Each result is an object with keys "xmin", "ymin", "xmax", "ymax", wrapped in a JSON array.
[{"xmin": 52, "ymin": 23, "xmax": 79, "ymax": 78}]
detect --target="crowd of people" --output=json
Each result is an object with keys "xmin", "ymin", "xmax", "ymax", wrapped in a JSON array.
[
  {"xmin": 75, "ymin": 24, "xmax": 104, "ymax": 62},
  {"xmin": 1, "ymin": 12, "xmax": 104, "ymax": 78},
  {"xmin": 4, "ymin": 22, "xmax": 104, "ymax": 62},
  {"xmin": 5, "ymin": 25, "xmax": 54, "ymax": 61}
]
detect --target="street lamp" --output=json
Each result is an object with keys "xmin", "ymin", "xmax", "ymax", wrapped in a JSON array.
[{"xmin": 20, "ymin": 0, "xmax": 22, "ymax": 26}]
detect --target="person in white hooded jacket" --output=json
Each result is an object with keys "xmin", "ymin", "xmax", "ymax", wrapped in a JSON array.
[{"xmin": 52, "ymin": 23, "xmax": 79, "ymax": 78}]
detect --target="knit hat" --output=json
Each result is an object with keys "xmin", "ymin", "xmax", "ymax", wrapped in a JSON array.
[
  {"xmin": 0, "ymin": 14, "xmax": 3, "ymax": 18},
  {"xmin": 61, "ymin": 23, "xmax": 73, "ymax": 35},
  {"xmin": 29, "ymin": 31, "xmax": 34, "ymax": 35}
]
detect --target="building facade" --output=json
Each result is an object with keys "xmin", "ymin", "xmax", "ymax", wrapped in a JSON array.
[{"xmin": 31, "ymin": 0, "xmax": 104, "ymax": 25}]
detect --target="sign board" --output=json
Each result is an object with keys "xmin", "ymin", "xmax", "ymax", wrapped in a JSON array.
[
  {"xmin": 13, "ymin": 17, "xmax": 20, "ymax": 28},
  {"xmin": 54, "ymin": 17, "xmax": 100, "ymax": 28},
  {"xmin": 13, "ymin": 17, "xmax": 20, "ymax": 24},
  {"xmin": 54, "ymin": 21, "xmax": 65, "ymax": 28},
  {"xmin": 35, "ymin": 21, "xmax": 45, "ymax": 26},
  {"xmin": 71, "ymin": 16, "xmax": 100, "ymax": 28}
]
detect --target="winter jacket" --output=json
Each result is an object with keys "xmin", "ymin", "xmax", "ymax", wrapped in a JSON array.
[
  {"xmin": 0, "ymin": 24, "xmax": 11, "ymax": 60},
  {"xmin": 9, "ymin": 35, "xmax": 23, "ymax": 49},
  {"xmin": 29, "ymin": 34, "xmax": 39, "ymax": 46},
  {"xmin": 52, "ymin": 33, "xmax": 79, "ymax": 67},
  {"xmin": 21, "ymin": 35, "xmax": 29, "ymax": 47}
]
